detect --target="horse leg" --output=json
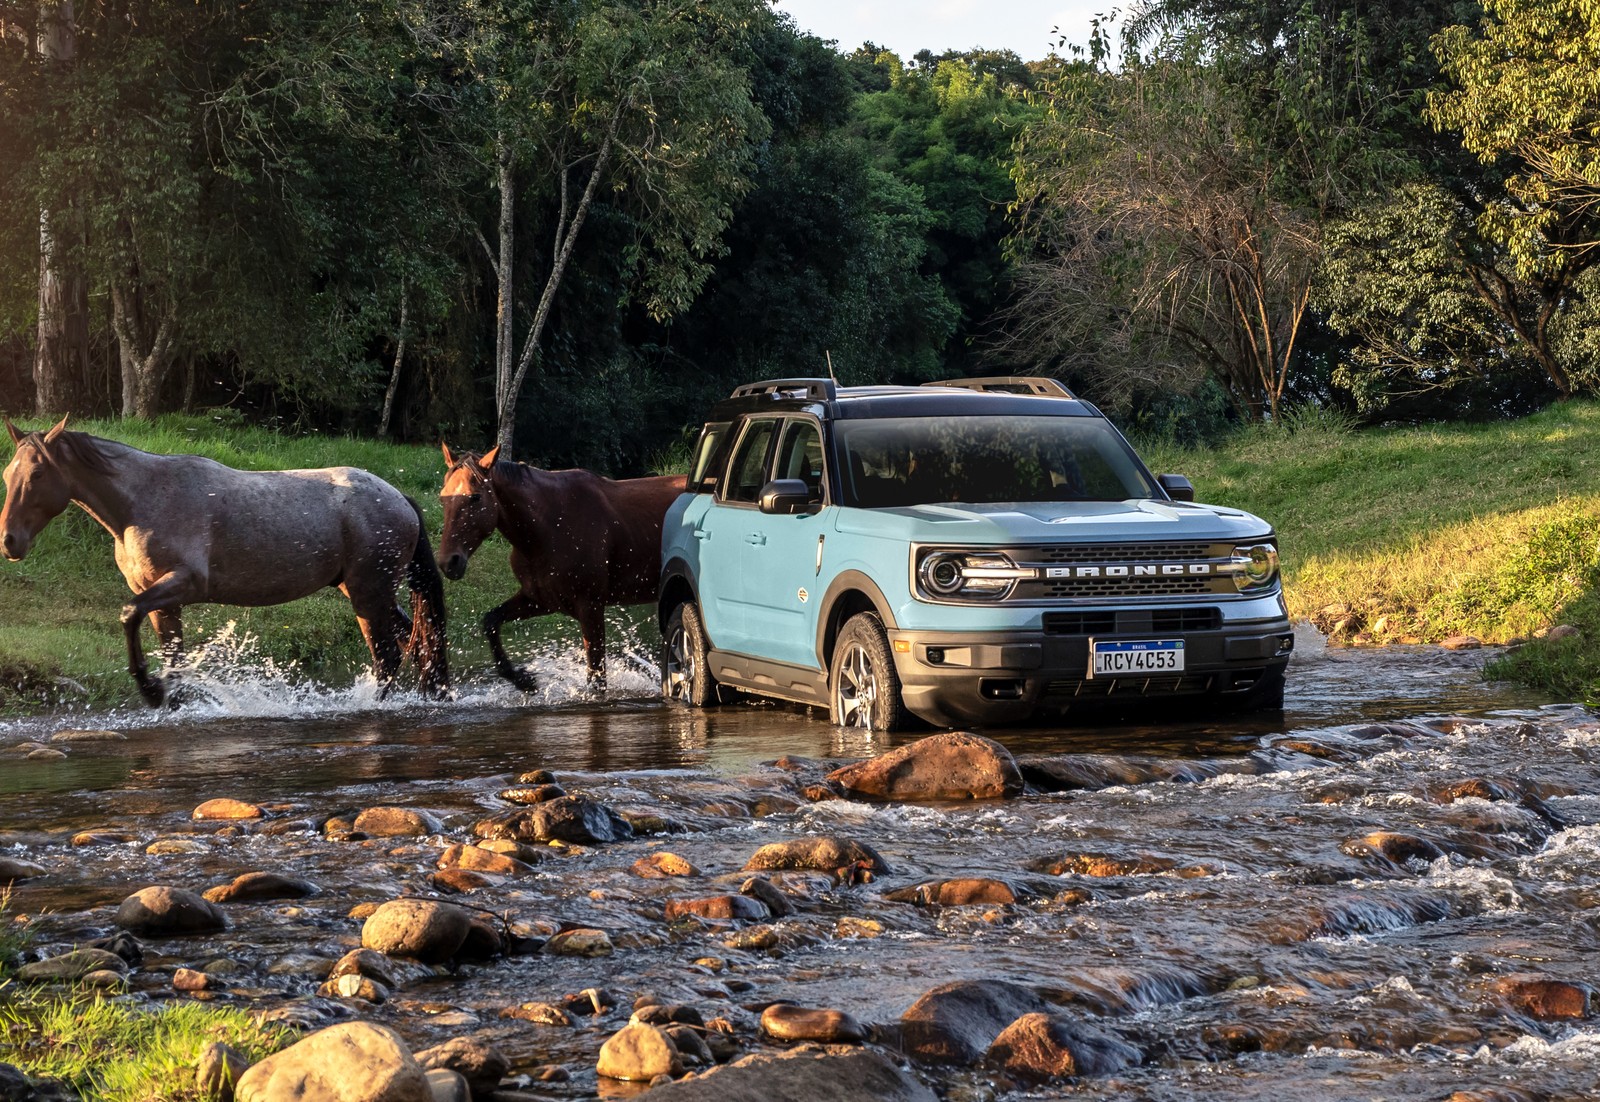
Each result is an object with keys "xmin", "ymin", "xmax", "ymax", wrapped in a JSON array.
[
  {"xmin": 575, "ymin": 601, "xmax": 607, "ymax": 691},
  {"xmin": 484, "ymin": 593, "xmax": 548, "ymax": 693},
  {"xmin": 149, "ymin": 609, "xmax": 187, "ymax": 705},
  {"xmin": 121, "ymin": 572, "xmax": 201, "ymax": 708},
  {"xmin": 343, "ymin": 582, "xmax": 406, "ymax": 697}
]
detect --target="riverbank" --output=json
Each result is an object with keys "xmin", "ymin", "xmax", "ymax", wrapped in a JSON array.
[{"xmin": 2, "ymin": 402, "xmax": 1596, "ymax": 713}]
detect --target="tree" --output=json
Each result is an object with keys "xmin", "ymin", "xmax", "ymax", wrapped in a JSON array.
[{"xmin": 1428, "ymin": 0, "xmax": 1600, "ymax": 397}]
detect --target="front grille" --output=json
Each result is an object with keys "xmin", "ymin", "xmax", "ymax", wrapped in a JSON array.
[
  {"xmin": 1010, "ymin": 541, "xmax": 1245, "ymax": 601},
  {"xmin": 1042, "ymin": 612, "xmax": 1117, "ymax": 635},
  {"xmin": 1151, "ymin": 607, "xmax": 1221, "ymax": 632},
  {"xmin": 1035, "ymin": 576, "xmax": 1217, "ymax": 599},
  {"xmin": 1031, "ymin": 542, "xmax": 1215, "ymax": 563},
  {"xmin": 1041, "ymin": 608, "xmax": 1221, "ymax": 635},
  {"xmin": 1044, "ymin": 673, "xmax": 1218, "ymax": 699}
]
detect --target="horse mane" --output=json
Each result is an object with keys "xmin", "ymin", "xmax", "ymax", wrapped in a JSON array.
[{"xmin": 34, "ymin": 430, "xmax": 124, "ymax": 477}]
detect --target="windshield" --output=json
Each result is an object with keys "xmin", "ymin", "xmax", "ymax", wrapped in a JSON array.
[{"xmin": 835, "ymin": 415, "xmax": 1157, "ymax": 508}]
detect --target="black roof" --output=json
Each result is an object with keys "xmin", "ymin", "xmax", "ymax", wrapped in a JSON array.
[{"xmin": 707, "ymin": 379, "xmax": 1098, "ymax": 424}]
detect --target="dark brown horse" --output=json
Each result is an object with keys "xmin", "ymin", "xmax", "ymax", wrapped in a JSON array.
[
  {"xmin": 437, "ymin": 444, "xmax": 685, "ymax": 691},
  {"xmin": 0, "ymin": 417, "xmax": 449, "ymax": 705}
]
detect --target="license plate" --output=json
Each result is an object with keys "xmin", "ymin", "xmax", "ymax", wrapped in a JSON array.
[{"xmin": 1089, "ymin": 639, "xmax": 1185, "ymax": 677}]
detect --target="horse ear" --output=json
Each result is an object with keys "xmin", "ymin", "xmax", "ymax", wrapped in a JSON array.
[
  {"xmin": 43, "ymin": 415, "xmax": 69, "ymax": 443},
  {"xmin": 3, "ymin": 417, "xmax": 21, "ymax": 446},
  {"xmin": 478, "ymin": 445, "xmax": 500, "ymax": 470},
  {"xmin": 441, "ymin": 441, "xmax": 458, "ymax": 469}
]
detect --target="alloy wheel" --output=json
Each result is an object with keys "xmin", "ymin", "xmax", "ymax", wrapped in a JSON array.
[
  {"xmin": 835, "ymin": 642, "xmax": 878, "ymax": 728},
  {"xmin": 664, "ymin": 623, "xmax": 695, "ymax": 702}
]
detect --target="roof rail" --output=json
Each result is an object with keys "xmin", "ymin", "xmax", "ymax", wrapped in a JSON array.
[
  {"xmin": 729, "ymin": 378, "xmax": 838, "ymax": 401},
  {"xmin": 922, "ymin": 376, "xmax": 1075, "ymax": 398}
]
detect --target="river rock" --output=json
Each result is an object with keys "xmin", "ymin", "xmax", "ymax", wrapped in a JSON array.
[
  {"xmin": 174, "ymin": 967, "xmax": 216, "ymax": 992},
  {"xmin": 196, "ymin": 1041, "xmax": 250, "ymax": 1102},
  {"xmin": 596, "ymin": 1023, "xmax": 681, "ymax": 1081},
  {"xmin": 1340, "ymin": 831, "xmax": 1446, "ymax": 866},
  {"xmin": 743, "ymin": 837, "xmax": 890, "ymax": 875},
  {"xmin": 664, "ymin": 1025, "xmax": 713, "ymax": 1067},
  {"xmin": 16, "ymin": 947, "xmax": 129, "ymax": 983},
  {"xmin": 236, "ymin": 1021, "xmax": 431, "ymax": 1102},
  {"xmin": 361, "ymin": 900, "xmax": 472, "ymax": 963},
  {"xmin": 633, "ymin": 1004, "xmax": 704, "ymax": 1028},
  {"xmin": 0, "ymin": 856, "xmax": 46, "ymax": 885},
  {"xmin": 49, "ymin": 727, "xmax": 124, "ymax": 742},
  {"xmin": 545, "ymin": 928, "xmax": 613, "ymax": 957},
  {"xmin": 437, "ymin": 844, "xmax": 538, "ymax": 876},
  {"xmin": 203, "ymin": 871, "xmax": 318, "ymax": 903},
  {"xmin": 1031, "ymin": 852, "xmax": 1178, "ymax": 877},
  {"xmin": 1440, "ymin": 634, "xmax": 1482, "ymax": 650},
  {"xmin": 644, "ymin": 1046, "xmax": 937, "ymax": 1101},
  {"xmin": 328, "ymin": 948, "xmax": 407, "ymax": 990},
  {"xmin": 665, "ymin": 895, "xmax": 770, "ymax": 923},
  {"xmin": 501, "ymin": 1002, "xmax": 573, "ymax": 1026},
  {"xmin": 474, "ymin": 796, "xmax": 633, "ymax": 845},
  {"xmin": 739, "ymin": 876, "xmax": 795, "ymax": 917},
  {"xmin": 1492, "ymin": 974, "xmax": 1593, "ymax": 1020},
  {"xmin": 899, "ymin": 979, "xmax": 1049, "ymax": 1065},
  {"xmin": 632, "ymin": 851, "xmax": 699, "ymax": 878},
  {"xmin": 115, "ymin": 886, "xmax": 227, "ymax": 936},
  {"xmin": 353, "ymin": 806, "xmax": 441, "ymax": 837},
  {"xmin": 423, "ymin": 1069, "xmax": 469, "ymax": 1102},
  {"xmin": 72, "ymin": 830, "xmax": 134, "ymax": 846},
  {"xmin": 193, "ymin": 798, "xmax": 264, "ymax": 821},
  {"xmin": 985, "ymin": 1013, "xmax": 1141, "ymax": 1080},
  {"xmin": 883, "ymin": 878, "xmax": 1017, "ymax": 907},
  {"xmin": 431, "ymin": 869, "xmax": 499, "ymax": 894},
  {"xmin": 27, "ymin": 749, "xmax": 67, "ymax": 761},
  {"xmin": 148, "ymin": 838, "xmax": 211, "ymax": 855},
  {"xmin": 414, "ymin": 1036, "xmax": 509, "ymax": 1099},
  {"xmin": 760, "ymin": 1004, "xmax": 867, "ymax": 1044},
  {"xmin": 496, "ymin": 784, "xmax": 565, "ymax": 805},
  {"xmin": 826, "ymin": 732, "xmax": 1023, "ymax": 801}
]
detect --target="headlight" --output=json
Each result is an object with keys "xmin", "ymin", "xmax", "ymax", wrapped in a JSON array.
[
  {"xmin": 917, "ymin": 551, "xmax": 1035, "ymax": 601},
  {"xmin": 1232, "ymin": 543, "xmax": 1279, "ymax": 591}
]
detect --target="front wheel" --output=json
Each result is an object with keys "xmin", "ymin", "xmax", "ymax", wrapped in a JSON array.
[
  {"xmin": 662, "ymin": 601, "xmax": 716, "ymax": 707},
  {"xmin": 829, "ymin": 612, "xmax": 909, "ymax": 732}
]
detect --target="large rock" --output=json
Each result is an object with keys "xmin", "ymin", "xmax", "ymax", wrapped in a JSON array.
[
  {"xmin": 883, "ymin": 879, "xmax": 1017, "ymax": 907},
  {"xmin": 0, "ymin": 857, "xmax": 47, "ymax": 885},
  {"xmin": 826, "ymin": 733, "xmax": 1023, "ymax": 801},
  {"xmin": 664, "ymin": 895, "xmax": 770, "ymax": 923},
  {"xmin": 16, "ymin": 948, "xmax": 129, "ymax": 982},
  {"xmin": 743, "ymin": 837, "xmax": 891, "ymax": 875},
  {"xmin": 899, "ymin": 980, "xmax": 1049, "ymax": 1065},
  {"xmin": 353, "ymin": 807, "xmax": 442, "ymax": 837},
  {"xmin": 1493, "ymin": 974, "xmax": 1593, "ymax": 1020},
  {"xmin": 236, "ymin": 1021, "xmax": 431, "ymax": 1102},
  {"xmin": 985, "ymin": 1013, "xmax": 1141, "ymax": 1081},
  {"xmin": 436, "ymin": 844, "xmax": 538, "ymax": 877},
  {"xmin": 203, "ymin": 872, "xmax": 318, "ymax": 904},
  {"xmin": 596, "ymin": 1024, "xmax": 680, "ymax": 1082},
  {"xmin": 473, "ymin": 796, "xmax": 633, "ymax": 845},
  {"xmin": 644, "ymin": 1046, "xmax": 937, "ymax": 1101},
  {"xmin": 760, "ymin": 1004, "xmax": 867, "ymax": 1044},
  {"xmin": 196, "ymin": 1041, "xmax": 250, "ymax": 1102},
  {"xmin": 360, "ymin": 900, "xmax": 472, "ymax": 963},
  {"xmin": 193, "ymin": 798, "xmax": 264, "ymax": 821},
  {"xmin": 115, "ymin": 886, "xmax": 227, "ymax": 936},
  {"xmin": 414, "ymin": 1037, "xmax": 509, "ymax": 1099}
]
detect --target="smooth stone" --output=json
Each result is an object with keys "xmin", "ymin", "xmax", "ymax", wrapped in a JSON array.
[
  {"xmin": 826, "ymin": 732, "xmax": 1023, "ymax": 801},
  {"xmin": 1493, "ymin": 974, "xmax": 1593, "ymax": 1020},
  {"xmin": 496, "ymin": 784, "xmax": 565, "ymax": 805},
  {"xmin": 27, "ymin": 749, "xmax": 68, "ymax": 761},
  {"xmin": 414, "ymin": 1037, "xmax": 509, "ymax": 1099},
  {"xmin": 436, "ymin": 843, "xmax": 537, "ymax": 876},
  {"xmin": 203, "ymin": 871, "xmax": 318, "ymax": 903},
  {"xmin": 192, "ymin": 798, "xmax": 263, "ymax": 821},
  {"xmin": 1340, "ymin": 831, "xmax": 1447, "ymax": 866},
  {"xmin": 360, "ymin": 900, "xmax": 472, "ymax": 963},
  {"xmin": 236, "ymin": 1022, "xmax": 431, "ymax": 1102},
  {"xmin": 318, "ymin": 973, "xmax": 389, "ymax": 1002},
  {"xmin": 174, "ymin": 967, "xmax": 216, "ymax": 992},
  {"xmin": 899, "ymin": 979, "xmax": 1049, "ymax": 1065},
  {"xmin": 473, "ymin": 796, "xmax": 633, "ymax": 845},
  {"xmin": 664, "ymin": 1026, "xmax": 713, "ymax": 1067},
  {"xmin": 501, "ymin": 1002, "xmax": 573, "ymax": 1026},
  {"xmin": 1031, "ymin": 853, "xmax": 1177, "ymax": 877},
  {"xmin": 16, "ymin": 948, "xmax": 129, "ymax": 982},
  {"xmin": 80, "ymin": 969, "xmax": 127, "ymax": 991},
  {"xmin": 72, "ymin": 830, "xmax": 133, "ymax": 846},
  {"xmin": 545, "ymin": 928, "xmax": 613, "ymax": 957},
  {"xmin": 665, "ymin": 895, "xmax": 770, "ymax": 923},
  {"xmin": 632, "ymin": 851, "xmax": 699, "ymax": 878},
  {"xmin": 742, "ymin": 837, "xmax": 890, "ymax": 875},
  {"xmin": 1440, "ymin": 634, "xmax": 1482, "ymax": 650},
  {"xmin": 116, "ymin": 886, "xmax": 227, "ymax": 936},
  {"xmin": 985, "ymin": 1012, "xmax": 1142, "ymax": 1080},
  {"xmin": 50, "ymin": 728, "xmax": 125, "ymax": 742},
  {"xmin": 196, "ymin": 1041, "xmax": 249, "ymax": 1102},
  {"xmin": 643, "ymin": 1046, "xmax": 937, "ymax": 1101},
  {"xmin": 0, "ymin": 857, "xmax": 47, "ymax": 884},
  {"xmin": 147, "ymin": 838, "xmax": 210, "ymax": 856},
  {"xmin": 424, "ymin": 1069, "xmax": 470, "ymax": 1102},
  {"xmin": 431, "ymin": 869, "xmax": 499, "ymax": 894},
  {"xmin": 353, "ymin": 806, "xmax": 442, "ymax": 837},
  {"xmin": 760, "ymin": 1004, "xmax": 867, "ymax": 1044},
  {"xmin": 883, "ymin": 878, "xmax": 1017, "ymax": 907},
  {"xmin": 596, "ymin": 1024, "xmax": 680, "ymax": 1082},
  {"xmin": 739, "ymin": 876, "xmax": 795, "ymax": 917},
  {"xmin": 633, "ymin": 1005, "xmax": 704, "ymax": 1028},
  {"xmin": 327, "ymin": 948, "xmax": 402, "ymax": 988}
]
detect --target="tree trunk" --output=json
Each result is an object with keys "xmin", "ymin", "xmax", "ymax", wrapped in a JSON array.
[
  {"xmin": 492, "ymin": 133, "xmax": 515, "ymax": 450},
  {"xmin": 112, "ymin": 282, "xmax": 177, "ymax": 420},
  {"xmin": 33, "ymin": 2, "xmax": 89, "ymax": 417},
  {"xmin": 379, "ymin": 282, "xmax": 408, "ymax": 437}
]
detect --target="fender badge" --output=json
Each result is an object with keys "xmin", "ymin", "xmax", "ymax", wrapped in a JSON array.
[{"xmin": 797, "ymin": 587, "xmax": 809, "ymax": 604}]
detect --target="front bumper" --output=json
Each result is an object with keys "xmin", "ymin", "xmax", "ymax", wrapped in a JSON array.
[{"xmin": 888, "ymin": 615, "xmax": 1294, "ymax": 727}]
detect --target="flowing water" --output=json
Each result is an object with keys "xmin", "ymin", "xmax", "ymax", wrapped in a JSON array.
[{"xmin": 3, "ymin": 624, "xmax": 1598, "ymax": 1101}]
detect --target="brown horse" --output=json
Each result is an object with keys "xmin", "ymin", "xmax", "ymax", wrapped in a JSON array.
[
  {"xmin": 0, "ymin": 417, "xmax": 449, "ymax": 706},
  {"xmin": 437, "ymin": 443, "xmax": 685, "ymax": 691}
]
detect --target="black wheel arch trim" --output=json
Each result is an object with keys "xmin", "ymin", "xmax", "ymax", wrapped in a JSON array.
[{"xmin": 816, "ymin": 570, "xmax": 900, "ymax": 671}]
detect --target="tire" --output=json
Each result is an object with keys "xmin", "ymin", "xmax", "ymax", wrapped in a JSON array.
[
  {"xmin": 662, "ymin": 601, "xmax": 716, "ymax": 707},
  {"xmin": 829, "ymin": 612, "xmax": 909, "ymax": 732}
]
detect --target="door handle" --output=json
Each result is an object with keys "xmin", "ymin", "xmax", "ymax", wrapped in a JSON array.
[
  {"xmin": 694, "ymin": 530, "xmax": 711, "ymax": 541},
  {"xmin": 745, "ymin": 533, "xmax": 767, "ymax": 545}
]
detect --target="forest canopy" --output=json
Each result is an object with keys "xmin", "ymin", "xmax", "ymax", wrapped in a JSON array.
[{"xmin": 1, "ymin": 0, "xmax": 1597, "ymax": 468}]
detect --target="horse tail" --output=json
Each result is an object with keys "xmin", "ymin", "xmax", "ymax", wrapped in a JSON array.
[{"xmin": 403, "ymin": 496, "xmax": 451, "ymax": 698}]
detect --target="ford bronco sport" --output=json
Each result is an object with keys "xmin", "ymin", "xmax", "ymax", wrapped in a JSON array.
[{"xmin": 658, "ymin": 377, "xmax": 1292, "ymax": 730}]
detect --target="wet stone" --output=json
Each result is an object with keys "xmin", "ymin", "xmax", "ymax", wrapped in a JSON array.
[
  {"xmin": 50, "ymin": 728, "xmax": 124, "ymax": 742},
  {"xmin": 353, "ymin": 806, "xmax": 442, "ymax": 837},
  {"xmin": 618, "ymin": 808, "xmax": 689, "ymax": 834},
  {"xmin": 1340, "ymin": 831, "xmax": 1447, "ymax": 867},
  {"xmin": 431, "ymin": 868, "xmax": 499, "ymax": 894},
  {"xmin": 743, "ymin": 837, "xmax": 890, "ymax": 875},
  {"xmin": 424, "ymin": 1069, "xmax": 470, "ymax": 1102},
  {"xmin": 192, "ymin": 798, "xmax": 263, "ymax": 821},
  {"xmin": 1493, "ymin": 974, "xmax": 1593, "ymax": 1020},
  {"xmin": 202, "ymin": 871, "xmax": 317, "ymax": 903},
  {"xmin": 361, "ymin": 899, "xmax": 472, "ymax": 963},
  {"xmin": 496, "ymin": 784, "xmax": 565, "ymax": 805},
  {"xmin": 900, "ymin": 979, "xmax": 1049, "ymax": 1065},
  {"xmin": 116, "ymin": 886, "xmax": 227, "ymax": 936},
  {"xmin": 1031, "ymin": 853, "xmax": 1178, "ymax": 877},
  {"xmin": 596, "ymin": 1023, "xmax": 681, "ymax": 1082},
  {"xmin": 415, "ymin": 1036, "xmax": 510, "ymax": 1098},
  {"xmin": 544, "ymin": 928, "xmax": 613, "ymax": 957},
  {"xmin": 642, "ymin": 1046, "xmax": 937, "ymax": 1102},
  {"xmin": 665, "ymin": 1025, "xmax": 713, "ymax": 1067},
  {"xmin": 883, "ymin": 878, "xmax": 1017, "ymax": 907},
  {"xmin": 634, "ymin": 1004, "xmax": 704, "ymax": 1028},
  {"xmin": 27, "ymin": 749, "xmax": 68, "ymax": 762},
  {"xmin": 633, "ymin": 851, "xmax": 699, "ymax": 878},
  {"xmin": 515, "ymin": 768, "xmax": 556, "ymax": 785},
  {"xmin": 474, "ymin": 796, "xmax": 633, "ymax": 845},
  {"xmin": 195, "ymin": 1041, "xmax": 249, "ymax": 1102},
  {"xmin": 665, "ymin": 895, "xmax": 770, "ymax": 923},
  {"xmin": 80, "ymin": 969, "xmax": 127, "ymax": 992},
  {"xmin": 437, "ymin": 843, "xmax": 538, "ymax": 876},
  {"xmin": 235, "ymin": 1021, "xmax": 431, "ymax": 1102},
  {"xmin": 760, "ymin": 1004, "xmax": 867, "ymax": 1044},
  {"xmin": 739, "ymin": 876, "xmax": 795, "ymax": 917},
  {"xmin": 501, "ymin": 1002, "xmax": 573, "ymax": 1026},
  {"xmin": 826, "ymin": 731, "xmax": 1024, "ymax": 801},
  {"xmin": 147, "ymin": 838, "xmax": 210, "ymax": 856},
  {"xmin": 0, "ymin": 856, "xmax": 46, "ymax": 884},
  {"xmin": 72, "ymin": 830, "xmax": 135, "ymax": 847},
  {"xmin": 16, "ymin": 948, "xmax": 129, "ymax": 983},
  {"xmin": 985, "ymin": 1013, "xmax": 1141, "ymax": 1081}
]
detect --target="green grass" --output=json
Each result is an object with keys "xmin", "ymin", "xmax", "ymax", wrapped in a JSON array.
[
  {"xmin": 0, "ymin": 992, "xmax": 289, "ymax": 1102},
  {"xmin": 0, "ymin": 413, "xmax": 547, "ymax": 712},
  {"xmin": 1137, "ymin": 399, "xmax": 1600, "ymax": 700}
]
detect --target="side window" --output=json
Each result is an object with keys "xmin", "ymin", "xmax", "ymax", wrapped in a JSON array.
[
  {"xmin": 774, "ymin": 419, "xmax": 825, "ymax": 502},
  {"xmin": 722, "ymin": 419, "xmax": 778, "ymax": 504},
  {"xmin": 690, "ymin": 422, "xmax": 731, "ymax": 492}
]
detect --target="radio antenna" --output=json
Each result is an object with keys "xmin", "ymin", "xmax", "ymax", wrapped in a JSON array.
[{"xmin": 825, "ymin": 349, "xmax": 839, "ymax": 387}]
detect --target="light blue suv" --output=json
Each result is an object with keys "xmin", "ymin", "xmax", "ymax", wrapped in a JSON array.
[{"xmin": 658, "ymin": 377, "xmax": 1292, "ymax": 730}]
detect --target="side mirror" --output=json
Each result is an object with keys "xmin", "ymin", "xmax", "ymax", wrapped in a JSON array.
[
  {"xmin": 1158, "ymin": 473, "xmax": 1195, "ymax": 502},
  {"xmin": 758, "ymin": 478, "xmax": 818, "ymax": 515}
]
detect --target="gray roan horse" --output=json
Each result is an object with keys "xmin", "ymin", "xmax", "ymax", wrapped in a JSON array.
[{"xmin": 0, "ymin": 417, "xmax": 449, "ymax": 705}]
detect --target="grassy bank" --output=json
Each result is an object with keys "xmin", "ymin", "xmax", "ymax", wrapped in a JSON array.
[
  {"xmin": 1138, "ymin": 400, "xmax": 1600, "ymax": 702},
  {"xmin": 1, "ymin": 403, "xmax": 1596, "ymax": 713}
]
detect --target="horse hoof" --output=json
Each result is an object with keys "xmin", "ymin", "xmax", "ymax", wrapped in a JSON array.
[
  {"xmin": 137, "ymin": 678, "xmax": 166, "ymax": 708},
  {"xmin": 502, "ymin": 667, "xmax": 538, "ymax": 694}
]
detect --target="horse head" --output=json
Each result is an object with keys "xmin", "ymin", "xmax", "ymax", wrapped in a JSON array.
[
  {"xmin": 437, "ymin": 441, "xmax": 501, "ymax": 580},
  {"xmin": 1, "ymin": 415, "xmax": 73, "ymax": 562}
]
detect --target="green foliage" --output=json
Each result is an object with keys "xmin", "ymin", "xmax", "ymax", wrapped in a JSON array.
[
  {"xmin": 1430, "ymin": 511, "xmax": 1600, "ymax": 639},
  {"xmin": 0, "ymin": 992, "xmax": 288, "ymax": 1102}
]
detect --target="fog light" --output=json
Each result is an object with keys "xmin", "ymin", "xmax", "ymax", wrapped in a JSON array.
[{"xmin": 926, "ymin": 647, "xmax": 945, "ymax": 665}]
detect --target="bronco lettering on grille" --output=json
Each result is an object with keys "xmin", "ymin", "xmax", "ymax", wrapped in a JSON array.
[{"xmin": 1045, "ymin": 563, "xmax": 1214, "ymax": 579}]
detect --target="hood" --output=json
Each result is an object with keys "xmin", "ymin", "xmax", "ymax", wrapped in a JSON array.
[{"xmin": 834, "ymin": 498, "xmax": 1273, "ymax": 544}]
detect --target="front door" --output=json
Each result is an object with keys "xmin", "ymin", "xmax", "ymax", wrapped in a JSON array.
[
  {"xmin": 693, "ymin": 416, "xmax": 779, "ymax": 658},
  {"xmin": 740, "ymin": 418, "xmax": 830, "ymax": 671}
]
